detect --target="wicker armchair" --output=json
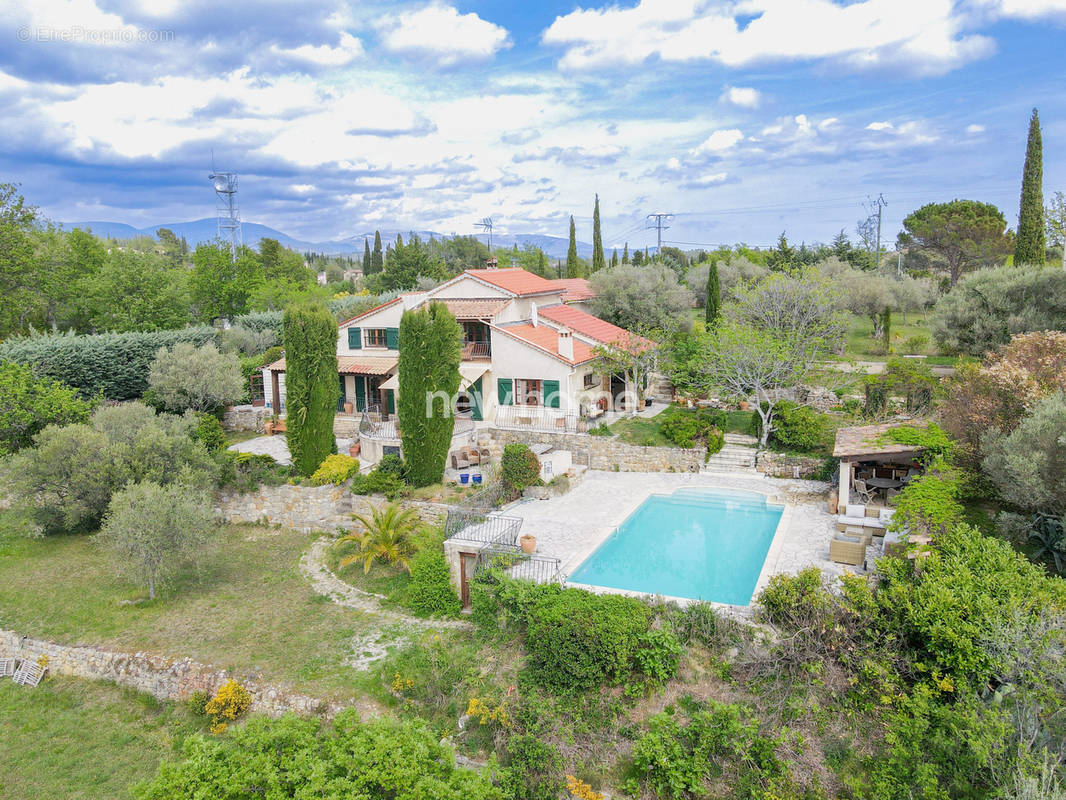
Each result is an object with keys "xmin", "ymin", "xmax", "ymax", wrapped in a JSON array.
[{"xmin": 830, "ymin": 534, "xmax": 867, "ymax": 566}]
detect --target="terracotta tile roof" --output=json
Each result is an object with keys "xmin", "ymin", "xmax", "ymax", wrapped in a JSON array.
[
  {"xmin": 466, "ymin": 268, "xmax": 564, "ymax": 296},
  {"xmin": 494, "ymin": 323, "xmax": 597, "ymax": 365},
  {"xmin": 833, "ymin": 422, "xmax": 926, "ymax": 458},
  {"xmin": 264, "ymin": 356, "xmax": 397, "ymax": 376},
  {"xmin": 421, "ymin": 298, "xmax": 509, "ymax": 319},
  {"xmin": 537, "ymin": 304, "xmax": 634, "ymax": 345},
  {"xmin": 547, "ymin": 278, "xmax": 596, "ymax": 302}
]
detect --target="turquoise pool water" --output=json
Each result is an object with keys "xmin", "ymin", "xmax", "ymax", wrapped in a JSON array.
[{"xmin": 568, "ymin": 488, "xmax": 784, "ymax": 606}]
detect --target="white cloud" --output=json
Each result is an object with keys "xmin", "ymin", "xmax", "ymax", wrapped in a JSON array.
[
  {"xmin": 720, "ymin": 86, "xmax": 761, "ymax": 108},
  {"xmin": 376, "ymin": 3, "xmax": 510, "ymax": 66},
  {"xmin": 687, "ymin": 171, "xmax": 729, "ymax": 187},
  {"xmin": 965, "ymin": 123, "xmax": 986, "ymax": 134},
  {"xmin": 867, "ymin": 121, "xmax": 894, "ymax": 131},
  {"xmin": 981, "ymin": 0, "xmax": 1066, "ymax": 19},
  {"xmin": 271, "ymin": 33, "xmax": 364, "ymax": 66},
  {"xmin": 543, "ymin": 0, "xmax": 996, "ymax": 75},
  {"xmin": 692, "ymin": 129, "xmax": 744, "ymax": 154}
]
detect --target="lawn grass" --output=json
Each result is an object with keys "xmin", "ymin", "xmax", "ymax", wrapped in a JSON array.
[
  {"xmin": 0, "ymin": 676, "xmax": 203, "ymax": 799},
  {"xmin": 603, "ymin": 407, "xmax": 754, "ymax": 447},
  {"xmin": 843, "ymin": 313, "xmax": 937, "ymax": 360},
  {"xmin": 223, "ymin": 429, "xmax": 265, "ymax": 447},
  {"xmin": 0, "ymin": 525, "xmax": 379, "ymax": 700}
]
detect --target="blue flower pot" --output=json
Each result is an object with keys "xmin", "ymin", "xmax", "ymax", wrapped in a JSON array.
[
  {"xmin": 472, "ymin": 474, "xmax": 483, "ymax": 485},
  {"xmin": 459, "ymin": 473, "xmax": 470, "ymax": 485}
]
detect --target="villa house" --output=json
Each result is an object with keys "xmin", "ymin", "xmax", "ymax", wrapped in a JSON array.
[{"xmin": 262, "ymin": 268, "xmax": 643, "ymax": 433}]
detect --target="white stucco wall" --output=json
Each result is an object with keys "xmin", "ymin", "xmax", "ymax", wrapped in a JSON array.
[{"xmin": 489, "ymin": 331, "xmax": 577, "ymax": 413}]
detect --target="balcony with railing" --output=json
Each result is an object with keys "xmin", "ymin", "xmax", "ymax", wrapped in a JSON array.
[{"xmin": 461, "ymin": 340, "xmax": 491, "ymax": 360}]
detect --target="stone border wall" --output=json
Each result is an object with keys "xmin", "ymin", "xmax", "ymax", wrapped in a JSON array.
[
  {"xmin": 0, "ymin": 629, "xmax": 347, "ymax": 717},
  {"xmin": 756, "ymin": 452, "xmax": 827, "ymax": 479},
  {"xmin": 214, "ymin": 483, "xmax": 448, "ymax": 533},
  {"xmin": 221, "ymin": 404, "xmax": 267, "ymax": 433},
  {"xmin": 486, "ymin": 428, "xmax": 705, "ymax": 473}
]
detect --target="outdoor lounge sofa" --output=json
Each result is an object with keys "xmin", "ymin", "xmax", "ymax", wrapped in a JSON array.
[{"xmin": 836, "ymin": 504, "xmax": 893, "ymax": 532}]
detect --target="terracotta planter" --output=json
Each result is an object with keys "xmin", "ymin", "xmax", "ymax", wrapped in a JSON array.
[
  {"xmin": 828, "ymin": 489, "xmax": 839, "ymax": 515},
  {"xmin": 520, "ymin": 534, "xmax": 536, "ymax": 554},
  {"xmin": 349, "ymin": 442, "xmax": 361, "ymax": 457},
  {"xmin": 264, "ymin": 421, "xmax": 275, "ymax": 435},
  {"xmin": 343, "ymin": 402, "xmax": 354, "ymax": 415},
  {"xmin": 739, "ymin": 401, "xmax": 750, "ymax": 411}
]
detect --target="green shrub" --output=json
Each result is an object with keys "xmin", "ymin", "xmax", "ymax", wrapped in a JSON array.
[
  {"xmin": 147, "ymin": 342, "xmax": 244, "ymax": 413},
  {"xmin": 0, "ymin": 361, "xmax": 94, "ymax": 456},
  {"xmin": 752, "ymin": 401, "xmax": 831, "ymax": 453},
  {"xmin": 283, "ymin": 303, "xmax": 339, "ymax": 477},
  {"xmin": 889, "ymin": 459, "xmax": 964, "ymax": 537},
  {"xmin": 351, "ymin": 468, "xmax": 409, "ymax": 500},
  {"xmin": 903, "ymin": 334, "xmax": 929, "ymax": 354},
  {"xmin": 588, "ymin": 424, "xmax": 612, "ymax": 436},
  {"xmin": 377, "ymin": 453, "xmax": 406, "ymax": 477},
  {"xmin": 501, "ymin": 444, "xmax": 541, "ymax": 492},
  {"xmin": 310, "ymin": 454, "xmax": 360, "ymax": 486},
  {"xmin": 192, "ymin": 412, "xmax": 226, "ymax": 453},
  {"xmin": 0, "ymin": 326, "xmax": 218, "ymax": 400},
  {"xmin": 658, "ymin": 407, "xmax": 726, "ymax": 449},
  {"xmin": 632, "ymin": 629, "xmax": 683, "ymax": 686},
  {"xmin": 406, "ymin": 543, "xmax": 461, "ymax": 618},
  {"xmin": 186, "ymin": 690, "xmax": 211, "ymax": 717},
  {"xmin": 524, "ymin": 587, "xmax": 650, "ymax": 693},
  {"xmin": 216, "ymin": 451, "xmax": 291, "ymax": 493},
  {"xmin": 502, "ymin": 734, "xmax": 564, "ymax": 800},
  {"xmin": 758, "ymin": 567, "xmax": 832, "ymax": 629}
]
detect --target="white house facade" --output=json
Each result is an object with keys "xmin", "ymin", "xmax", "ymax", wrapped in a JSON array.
[{"xmin": 263, "ymin": 268, "xmax": 641, "ymax": 432}]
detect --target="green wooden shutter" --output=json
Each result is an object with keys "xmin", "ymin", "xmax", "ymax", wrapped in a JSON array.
[
  {"xmin": 348, "ymin": 327, "xmax": 361, "ymax": 349},
  {"xmin": 497, "ymin": 378, "xmax": 513, "ymax": 405},
  {"xmin": 470, "ymin": 376, "xmax": 483, "ymax": 421},
  {"xmin": 386, "ymin": 389, "xmax": 396, "ymax": 414},
  {"xmin": 543, "ymin": 379, "xmax": 561, "ymax": 409},
  {"xmin": 385, "ymin": 327, "xmax": 399, "ymax": 349},
  {"xmin": 354, "ymin": 376, "xmax": 366, "ymax": 411}
]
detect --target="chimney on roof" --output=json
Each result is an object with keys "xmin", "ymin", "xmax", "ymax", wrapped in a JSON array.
[{"xmin": 558, "ymin": 329, "xmax": 573, "ymax": 361}]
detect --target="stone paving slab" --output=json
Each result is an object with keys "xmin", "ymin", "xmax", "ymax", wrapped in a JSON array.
[{"xmin": 227, "ymin": 435, "xmax": 354, "ymax": 466}]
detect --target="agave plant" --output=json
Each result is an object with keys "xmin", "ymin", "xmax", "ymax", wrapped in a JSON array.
[
  {"xmin": 1028, "ymin": 513, "xmax": 1065, "ymax": 573},
  {"xmin": 336, "ymin": 501, "xmax": 420, "ymax": 574}
]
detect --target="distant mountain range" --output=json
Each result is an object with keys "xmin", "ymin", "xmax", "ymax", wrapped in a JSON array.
[{"xmin": 61, "ymin": 219, "xmax": 593, "ymax": 260}]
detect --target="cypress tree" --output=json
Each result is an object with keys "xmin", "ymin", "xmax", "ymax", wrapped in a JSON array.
[
  {"xmin": 397, "ymin": 302, "xmax": 462, "ymax": 487},
  {"xmin": 1015, "ymin": 108, "xmax": 1046, "ymax": 265},
  {"xmin": 566, "ymin": 215, "xmax": 579, "ymax": 277},
  {"xmin": 882, "ymin": 306, "xmax": 892, "ymax": 354},
  {"xmin": 371, "ymin": 230, "xmax": 383, "ymax": 274},
  {"xmin": 610, "ymin": 249, "xmax": 618, "ymax": 268},
  {"xmin": 633, "ymin": 249, "xmax": 644, "ymax": 266},
  {"xmin": 362, "ymin": 238, "xmax": 371, "ymax": 273},
  {"xmin": 705, "ymin": 261, "xmax": 720, "ymax": 327},
  {"xmin": 622, "ymin": 242, "xmax": 629, "ymax": 264},
  {"xmin": 537, "ymin": 249, "xmax": 546, "ymax": 275},
  {"xmin": 591, "ymin": 194, "xmax": 605, "ymax": 272},
  {"xmin": 283, "ymin": 302, "xmax": 338, "ymax": 477}
]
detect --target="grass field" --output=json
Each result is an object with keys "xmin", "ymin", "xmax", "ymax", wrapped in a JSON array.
[
  {"xmin": 0, "ymin": 676, "xmax": 202, "ymax": 799},
  {"xmin": 602, "ymin": 407, "xmax": 753, "ymax": 447},
  {"xmin": 0, "ymin": 525, "xmax": 382, "ymax": 700},
  {"xmin": 843, "ymin": 313, "xmax": 937, "ymax": 360}
]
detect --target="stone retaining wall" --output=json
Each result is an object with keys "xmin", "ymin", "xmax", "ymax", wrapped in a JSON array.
[
  {"xmin": 486, "ymin": 429, "xmax": 705, "ymax": 473},
  {"xmin": 221, "ymin": 404, "xmax": 267, "ymax": 433},
  {"xmin": 0, "ymin": 629, "xmax": 348, "ymax": 717},
  {"xmin": 756, "ymin": 452, "xmax": 827, "ymax": 479},
  {"xmin": 214, "ymin": 483, "xmax": 447, "ymax": 533}
]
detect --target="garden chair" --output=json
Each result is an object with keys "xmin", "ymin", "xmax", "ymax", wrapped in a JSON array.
[
  {"xmin": 852, "ymin": 479, "xmax": 875, "ymax": 505},
  {"xmin": 450, "ymin": 452, "xmax": 470, "ymax": 470},
  {"xmin": 477, "ymin": 447, "xmax": 491, "ymax": 462},
  {"xmin": 464, "ymin": 447, "xmax": 481, "ymax": 466},
  {"xmin": 0, "ymin": 658, "xmax": 17, "ymax": 677},
  {"xmin": 829, "ymin": 534, "xmax": 867, "ymax": 567}
]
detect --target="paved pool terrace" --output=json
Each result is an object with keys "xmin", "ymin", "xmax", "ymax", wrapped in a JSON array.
[{"xmin": 504, "ymin": 470, "xmax": 848, "ymax": 612}]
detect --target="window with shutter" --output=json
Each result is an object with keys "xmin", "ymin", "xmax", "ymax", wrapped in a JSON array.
[
  {"xmin": 347, "ymin": 327, "xmax": 361, "ymax": 349},
  {"xmin": 497, "ymin": 378, "xmax": 513, "ymax": 405},
  {"xmin": 385, "ymin": 327, "xmax": 400, "ymax": 349},
  {"xmin": 543, "ymin": 379, "xmax": 561, "ymax": 409}
]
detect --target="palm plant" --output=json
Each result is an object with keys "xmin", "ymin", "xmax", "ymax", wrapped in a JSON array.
[
  {"xmin": 336, "ymin": 501, "xmax": 420, "ymax": 574},
  {"xmin": 1028, "ymin": 513, "xmax": 1065, "ymax": 573}
]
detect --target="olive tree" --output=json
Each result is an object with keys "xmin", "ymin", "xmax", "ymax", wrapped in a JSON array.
[
  {"xmin": 95, "ymin": 481, "xmax": 216, "ymax": 600},
  {"xmin": 982, "ymin": 392, "xmax": 1066, "ymax": 515},
  {"xmin": 148, "ymin": 342, "xmax": 244, "ymax": 413},
  {"xmin": 728, "ymin": 271, "xmax": 847, "ymax": 353},
  {"xmin": 590, "ymin": 263, "xmax": 693, "ymax": 333}
]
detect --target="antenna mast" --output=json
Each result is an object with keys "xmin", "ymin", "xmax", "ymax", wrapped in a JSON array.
[
  {"xmin": 209, "ymin": 169, "xmax": 242, "ymax": 259},
  {"xmin": 474, "ymin": 217, "xmax": 494, "ymax": 252}
]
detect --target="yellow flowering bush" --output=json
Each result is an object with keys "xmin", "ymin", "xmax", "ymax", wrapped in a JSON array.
[
  {"xmin": 566, "ymin": 775, "xmax": 604, "ymax": 800},
  {"xmin": 391, "ymin": 672, "xmax": 415, "ymax": 694},
  {"xmin": 465, "ymin": 696, "xmax": 509, "ymax": 728},
  {"xmin": 310, "ymin": 454, "xmax": 360, "ymax": 486},
  {"xmin": 204, "ymin": 679, "xmax": 251, "ymax": 728}
]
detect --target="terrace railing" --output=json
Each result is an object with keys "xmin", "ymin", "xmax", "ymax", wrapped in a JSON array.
[
  {"xmin": 359, "ymin": 405, "xmax": 475, "ymax": 442},
  {"xmin": 461, "ymin": 341, "xmax": 491, "ymax": 360},
  {"xmin": 444, "ymin": 508, "xmax": 522, "ymax": 548},
  {"xmin": 494, "ymin": 407, "xmax": 583, "ymax": 434},
  {"xmin": 472, "ymin": 545, "xmax": 562, "ymax": 586}
]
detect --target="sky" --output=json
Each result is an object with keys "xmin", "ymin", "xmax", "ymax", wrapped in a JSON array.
[{"xmin": 1, "ymin": 0, "xmax": 1065, "ymax": 252}]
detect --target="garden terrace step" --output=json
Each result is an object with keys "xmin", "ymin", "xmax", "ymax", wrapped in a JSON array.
[{"xmin": 723, "ymin": 433, "xmax": 758, "ymax": 447}]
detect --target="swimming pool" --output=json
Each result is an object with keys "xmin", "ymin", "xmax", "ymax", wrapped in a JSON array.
[{"xmin": 567, "ymin": 488, "xmax": 784, "ymax": 605}]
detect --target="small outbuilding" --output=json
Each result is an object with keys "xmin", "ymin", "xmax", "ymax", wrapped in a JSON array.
[{"xmin": 832, "ymin": 422, "xmax": 925, "ymax": 509}]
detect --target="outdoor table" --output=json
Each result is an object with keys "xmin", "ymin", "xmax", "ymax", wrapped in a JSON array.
[{"xmin": 866, "ymin": 477, "xmax": 904, "ymax": 489}]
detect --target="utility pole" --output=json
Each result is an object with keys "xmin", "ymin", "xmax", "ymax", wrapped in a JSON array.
[
  {"xmin": 645, "ymin": 212, "xmax": 673, "ymax": 258},
  {"xmin": 872, "ymin": 193, "xmax": 887, "ymax": 270}
]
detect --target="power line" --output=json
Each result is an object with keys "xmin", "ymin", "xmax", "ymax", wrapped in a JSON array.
[{"xmin": 645, "ymin": 212, "xmax": 673, "ymax": 256}]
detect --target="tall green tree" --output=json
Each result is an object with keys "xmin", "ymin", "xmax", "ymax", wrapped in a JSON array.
[
  {"xmin": 282, "ymin": 302, "xmax": 338, "ymax": 476},
  {"xmin": 371, "ymin": 231, "xmax": 384, "ymax": 274},
  {"xmin": 591, "ymin": 194, "xmax": 605, "ymax": 272},
  {"xmin": 362, "ymin": 238, "xmax": 371, "ymax": 273},
  {"xmin": 610, "ymin": 248, "xmax": 619, "ymax": 268},
  {"xmin": 704, "ymin": 260, "xmax": 721, "ymax": 327},
  {"xmin": 0, "ymin": 183, "xmax": 40, "ymax": 335},
  {"xmin": 898, "ymin": 200, "xmax": 1011, "ymax": 286},
  {"xmin": 566, "ymin": 215, "xmax": 580, "ymax": 277},
  {"xmin": 1015, "ymin": 108, "xmax": 1046, "ymax": 265},
  {"xmin": 622, "ymin": 242, "xmax": 629, "ymax": 264},
  {"xmin": 189, "ymin": 242, "xmax": 263, "ymax": 321},
  {"xmin": 397, "ymin": 302, "xmax": 461, "ymax": 487}
]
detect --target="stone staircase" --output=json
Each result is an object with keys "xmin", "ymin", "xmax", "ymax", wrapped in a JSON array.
[
  {"xmin": 702, "ymin": 433, "xmax": 759, "ymax": 473},
  {"xmin": 647, "ymin": 373, "xmax": 675, "ymax": 403}
]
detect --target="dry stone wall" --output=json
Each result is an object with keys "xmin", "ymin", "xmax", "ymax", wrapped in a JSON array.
[
  {"xmin": 756, "ymin": 452, "xmax": 827, "ymax": 479},
  {"xmin": 0, "ymin": 629, "xmax": 349, "ymax": 717},
  {"xmin": 221, "ymin": 404, "xmax": 267, "ymax": 433},
  {"xmin": 485, "ymin": 428, "xmax": 705, "ymax": 473},
  {"xmin": 214, "ymin": 484, "xmax": 447, "ymax": 533}
]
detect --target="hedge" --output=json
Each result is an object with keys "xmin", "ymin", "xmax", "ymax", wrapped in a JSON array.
[{"xmin": 0, "ymin": 327, "xmax": 217, "ymax": 400}]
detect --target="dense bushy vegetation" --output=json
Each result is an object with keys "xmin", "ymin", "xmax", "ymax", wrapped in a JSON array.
[{"xmin": 0, "ymin": 360, "xmax": 94, "ymax": 455}]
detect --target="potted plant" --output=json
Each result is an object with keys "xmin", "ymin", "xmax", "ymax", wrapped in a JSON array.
[
  {"xmin": 349, "ymin": 441, "xmax": 361, "ymax": 457},
  {"xmin": 343, "ymin": 401, "xmax": 354, "ymax": 415},
  {"xmin": 459, "ymin": 473, "xmax": 470, "ymax": 485},
  {"xmin": 265, "ymin": 415, "xmax": 276, "ymax": 435},
  {"xmin": 520, "ymin": 534, "xmax": 536, "ymax": 554}
]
